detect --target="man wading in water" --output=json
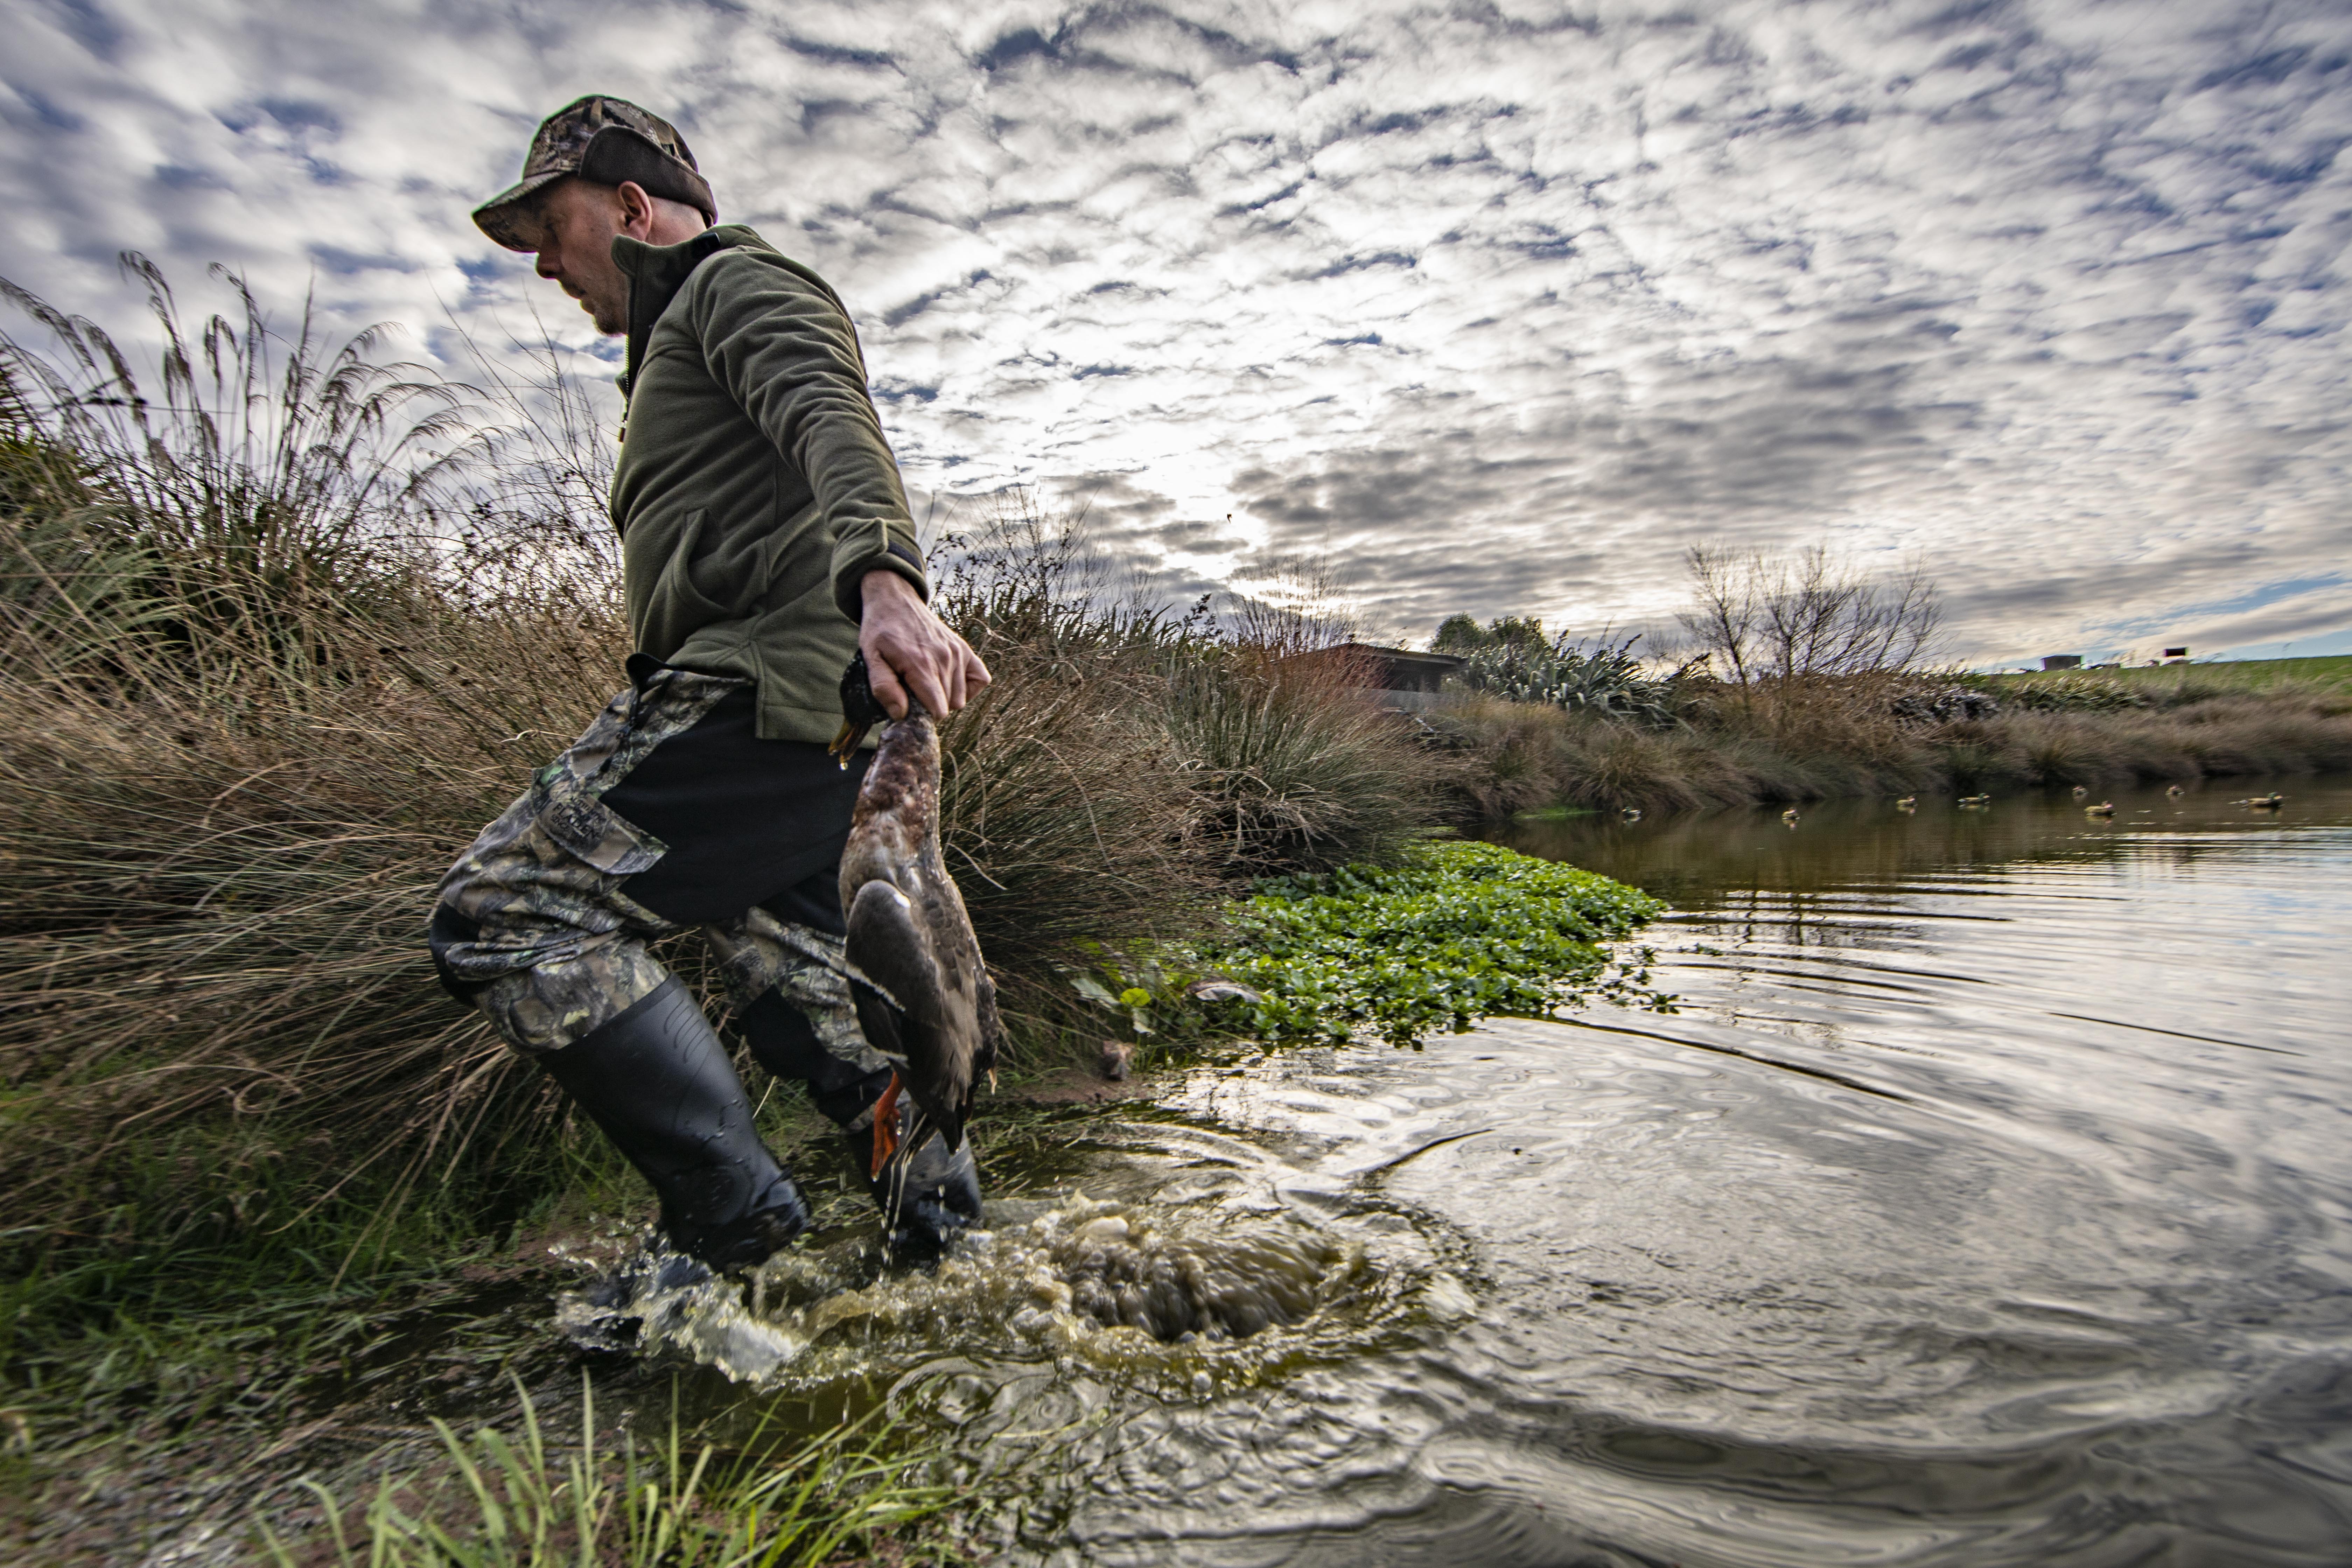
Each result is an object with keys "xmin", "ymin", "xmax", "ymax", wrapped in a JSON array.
[{"xmin": 429, "ymin": 96, "xmax": 991, "ymax": 1269}]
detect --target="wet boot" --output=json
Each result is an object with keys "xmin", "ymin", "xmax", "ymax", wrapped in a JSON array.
[
  {"xmin": 538, "ymin": 978, "xmax": 810, "ymax": 1270},
  {"xmin": 846, "ymin": 1108, "xmax": 983, "ymax": 1261},
  {"xmin": 738, "ymin": 990, "xmax": 981, "ymax": 1257}
]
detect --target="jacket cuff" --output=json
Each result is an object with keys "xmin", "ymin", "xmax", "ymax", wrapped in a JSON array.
[{"xmin": 836, "ymin": 534, "xmax": 930, "ymax": 621}]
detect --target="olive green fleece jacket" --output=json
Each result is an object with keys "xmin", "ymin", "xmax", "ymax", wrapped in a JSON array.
[{"xmin": 607, "ymin": 224, "xmax": 928, "ymax": 743}]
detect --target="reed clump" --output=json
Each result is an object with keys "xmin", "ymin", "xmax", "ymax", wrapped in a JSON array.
[{"xmin": 0, "ymin": 259, "xmax": 1449, "ymax": 1266}]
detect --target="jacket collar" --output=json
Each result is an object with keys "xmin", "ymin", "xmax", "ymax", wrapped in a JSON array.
[{"xmin": 610, "ymin": 223, "xmax": 775, "ymax": 397}]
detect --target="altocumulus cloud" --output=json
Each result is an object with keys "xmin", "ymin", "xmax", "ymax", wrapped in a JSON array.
[{"xmin": 3, "ymin": 0, "xmax": 2349, "ymax": 659}]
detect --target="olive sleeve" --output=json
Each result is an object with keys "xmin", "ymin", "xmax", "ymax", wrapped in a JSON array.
[{"xmin": 686, "ymin": 251, "xmax": 928, "ymax": 620}]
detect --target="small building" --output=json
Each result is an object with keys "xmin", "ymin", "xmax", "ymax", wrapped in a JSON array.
[
  {"xmin": 1285, "ymin": 643, "xmax": 1465, "ymax": 711},
  {"xmin": 2040, "ymin": 654, "xmax": 2082, "ymax": 671},
  {"xmin": 2163, "ymin": 646, "xmax": 2189, "ymax": 662}
]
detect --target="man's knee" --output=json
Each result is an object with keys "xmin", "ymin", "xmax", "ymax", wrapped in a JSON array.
[
  {"xmin": 427, "ymin": 906, "xmax": 672, "ymax": 1056},
  {"xmin": 739, "ymin": 989, "xmax": 890, "ymax": 1126}
]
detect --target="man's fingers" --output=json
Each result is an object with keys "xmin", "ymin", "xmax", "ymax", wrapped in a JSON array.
[
  {"xmin": 908, "ymin": 657, "xmax": 950, "ymax": 719},
  {"xmin": 866, "ymin": 651, "xmax": 910, "ymax": 719}
]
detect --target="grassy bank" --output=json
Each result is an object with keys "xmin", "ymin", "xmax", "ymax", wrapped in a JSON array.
[
  {"xmin": 1994, "ymin": 655, "xmax": 2352, "ymax": 698},
  {"xmin": 1432, "ymin": 671, "xmax": 2352, "ymax": 818}
]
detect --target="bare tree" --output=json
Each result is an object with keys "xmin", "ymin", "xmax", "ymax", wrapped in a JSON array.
[
  {"xmin": 1678, "ymin": 543, "xmax": 1943, "ymax": 681},
  {"xmin": 1681, "ymin": 544, "xmax": 1761, "ymax": 684}
]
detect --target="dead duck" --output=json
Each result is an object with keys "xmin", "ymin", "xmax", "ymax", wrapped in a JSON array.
[
  {"xmin": 2085, "ymin": 801, "xmax": 2115, "ymax": 816},
  {"xmin": 832, "ymin": 653, "xmax": 1003, "ymax": 1235}
]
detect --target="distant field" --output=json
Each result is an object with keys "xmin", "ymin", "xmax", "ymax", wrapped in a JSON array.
[{"xmin": 1993, "ymin": 656, "xmax": 2352, "ymax": 695}]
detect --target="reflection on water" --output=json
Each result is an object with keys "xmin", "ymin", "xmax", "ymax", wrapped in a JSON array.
[{"xmin": 573, "ymin": 778, "xmax": 2352, "ymax": 1565}]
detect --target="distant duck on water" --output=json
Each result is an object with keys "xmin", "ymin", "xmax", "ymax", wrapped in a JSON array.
[
  {"xmin": 1620, "ymin": 806, "xmax": 1642, "ymax": 821},
  {"xmin": 1958, "ymin": 794, "xmax": 1991, "ymax": 807},
  {"xmin": 1781, "ymin": 807, "xmax": 1800, "ymax": 825},
  {"xmin": 2072, "ymin": 785, "xmax": 2088, "ymax": 799},
  {"xmin": 1895, "ymin": 796, "xmax": 1917, "ymax": 811},
  {"xmin": 2085, "ymin": 801, "xmax": 2116, "ymax": 816},
  {"xmin": 2243, "ymin": 793, "xmax": 2286, "ymax": 809},
  {"xmin": 2167, "ymin": 784, "xmax": 2186, "ymax": 797}
]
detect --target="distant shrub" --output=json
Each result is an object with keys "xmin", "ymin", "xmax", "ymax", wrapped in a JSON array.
[
  {"xmin": 1435, "ymin": 616, "xmax": 1684, "ymax": 726},
  {"xmin": 1990, "ymin": 674, "xmax": 2149, "ymax": 714}
]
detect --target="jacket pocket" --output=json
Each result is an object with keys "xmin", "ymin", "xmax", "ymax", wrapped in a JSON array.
[
  {"xmin": 685, "ymin": 508, "xmax": 768, "ymax": 622},
  {"xmin": 653, "ymin": 510, "xmax": 736, "ymax": 620}
]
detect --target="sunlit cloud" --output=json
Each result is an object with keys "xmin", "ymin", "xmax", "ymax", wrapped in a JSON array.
[{"xmin": 3, "ymin": 0, "xmax": 2347, "ymax": 660}]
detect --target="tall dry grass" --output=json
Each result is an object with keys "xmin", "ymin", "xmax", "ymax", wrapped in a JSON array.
[
  {"xmin": 0, "ymin": 267, "xmax": 626, "ymax": 1253},
  {"xmin": 0, "ymin": 261, "xmax": 1450, "ymax": 1255}
]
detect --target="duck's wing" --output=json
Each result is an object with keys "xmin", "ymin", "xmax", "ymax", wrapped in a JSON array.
[
  {"xmin": 844, "ymin": 878, "xmax": 973, "ymax": 1148},
  {"xmin": 846, "ymin": 966, "xmax": 906, "ymax": 1069},
  {"xmin": 846, "ymin": 881, "xmax": 938, "ymax": 1030}
]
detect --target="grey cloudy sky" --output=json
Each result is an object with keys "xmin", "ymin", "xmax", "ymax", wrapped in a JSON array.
[{"xmin": 4, "ymin": 0, "xmax": 2349, "ymax": 661}]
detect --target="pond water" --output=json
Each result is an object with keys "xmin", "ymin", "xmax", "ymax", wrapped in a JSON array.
[{"xmin": 583, "ymin": 777, "xmax": 2352, "ymax": 1565}]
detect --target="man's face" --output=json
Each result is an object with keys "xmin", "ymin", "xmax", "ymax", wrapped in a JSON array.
[{"xmin": 520, "ymin": 179, "xmax": 629, "ymax": 335}]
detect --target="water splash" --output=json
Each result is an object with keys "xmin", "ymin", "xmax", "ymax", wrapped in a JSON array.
[
  {"xmin": 551, "ymin": 1231, "xmax": 813, "ymax": 1385},
  {"xmin": 552, "ymin": 1193, "xmax": 1399, "ymax": 1391}
]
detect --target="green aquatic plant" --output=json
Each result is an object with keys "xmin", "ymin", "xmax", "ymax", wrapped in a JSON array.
[{"xmin": 1198, "ymin": 841, "xmax": 1672, "ymax": 1048}]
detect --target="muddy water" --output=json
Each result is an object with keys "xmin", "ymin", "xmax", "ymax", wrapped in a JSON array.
[{"xmin": 578, "ymin": 778, "xmax": 2352, "ymax": 1565}]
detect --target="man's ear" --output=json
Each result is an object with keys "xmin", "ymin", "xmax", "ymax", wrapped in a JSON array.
[{"xmin": 615, "ymin": 180, "xmax": 657, "ymax": 240}]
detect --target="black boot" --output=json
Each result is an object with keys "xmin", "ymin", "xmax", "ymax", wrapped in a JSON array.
[
  {"xmin": 739, "ymin": 991, "xmax": 981, "ymax": 1256},
  {"xmin": 847, "ymin": 1112, "xmax": 983, "ymax": 1261},
  {"xmin": 539, "ymin": 978, "xmax": 810, "ymax": 1269}
]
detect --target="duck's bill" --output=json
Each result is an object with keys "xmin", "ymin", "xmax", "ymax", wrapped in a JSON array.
[{"xmin": 829, "ymin": 718, "xmax": 872, "ymax": 767}]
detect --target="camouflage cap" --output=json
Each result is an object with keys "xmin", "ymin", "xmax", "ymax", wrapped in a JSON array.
[{"xmin": 473, "ymin": 94, "xmax": 717, "ymax": 251}]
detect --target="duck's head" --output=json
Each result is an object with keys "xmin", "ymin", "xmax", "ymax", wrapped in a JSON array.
[{"xmin": 832, "ymin": 651, "xmax": 898, "ymax": 767}]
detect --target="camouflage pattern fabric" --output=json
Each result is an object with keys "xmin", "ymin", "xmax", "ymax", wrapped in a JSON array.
[{"xmin": 433, "ymin": 666, "xmax": 878, "ymax": 1077}]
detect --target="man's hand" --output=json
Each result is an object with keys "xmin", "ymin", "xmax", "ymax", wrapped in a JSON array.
[{"xmin": 859, "ymin": 570, "xmax": 990, "ymax": 720}]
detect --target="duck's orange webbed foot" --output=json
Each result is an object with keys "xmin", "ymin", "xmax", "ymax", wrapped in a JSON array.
[{"xmin": 868, "ymin": 1074, "xmax": 902, "ymax": 1178}]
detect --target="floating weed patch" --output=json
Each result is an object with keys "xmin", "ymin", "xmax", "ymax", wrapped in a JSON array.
[{"xmin": 1199, "ymin": 842, "xmax": 1673, "ymax": 1048}]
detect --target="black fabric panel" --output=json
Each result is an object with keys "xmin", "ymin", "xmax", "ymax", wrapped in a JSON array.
[
  {"xmin": 602, "ymin": 684, "xmax": 870, "ymax": 926},
  {"xmin": 427, "ymin": 903, "xmax": 485, "ymax": 1002}
]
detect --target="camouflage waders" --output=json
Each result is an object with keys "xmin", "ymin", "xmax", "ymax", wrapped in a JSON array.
[{"xmin": 430, "ymin": 662, "xmax": 893, "ymax": 1130}]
